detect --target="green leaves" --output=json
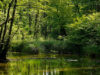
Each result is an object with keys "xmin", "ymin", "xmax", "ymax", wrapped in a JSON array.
[{"xmin": 0, "ymin": 1, "xmax": 3, "ymax": 8}]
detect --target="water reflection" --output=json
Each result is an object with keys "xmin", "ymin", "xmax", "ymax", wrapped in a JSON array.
[
  {"xmin": 0, "ymin": 55, "xmax": 100, "ymax": 75},
  {"xmin": 0, "ymin": 63, "xmax": 9, "ymax": 75}
]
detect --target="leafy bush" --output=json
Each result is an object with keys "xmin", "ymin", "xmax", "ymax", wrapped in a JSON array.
[
  {"xmin": 11, "ymin": 40, "xmax": 39, "ymax": 54},
  {"xmin": 66, "ymin": 13, "xmax": 100, "ymax": 55},
  {"xmin": 83, "ymin": 44, "xmax": 100, "ymax": 55}
]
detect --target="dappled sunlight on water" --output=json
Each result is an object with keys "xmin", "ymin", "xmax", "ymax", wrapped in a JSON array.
[{"xmin": 0, "ymin": 54, "xmax": 100, "ymax": 75}]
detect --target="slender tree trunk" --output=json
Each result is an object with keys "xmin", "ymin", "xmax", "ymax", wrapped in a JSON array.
[
  {"xmin": 0, "ymin": 0, "xmax": 14, "ymax": 51},
  {"xmin": 28, "ymin": 10, "xmax": 32, "ymax": 34},
  {"xmin": 75, "ymin": 4, "xmax": 80, "ymax": 14},
  {"xmin": 44, "ymin": 25, "xmax": 47, "ymax": 39},
  {"xmin": 20, "ymin": 30, "xmax": 24, "ymax": 40},
  {"xmin": 28, "ymin": 2, "xmax": 32, "ymax": 34},
  {"xmin": 0, "ymin": 25, "xmax": 3, "ymax": 41},
  {"xmin": 34, "ymin": 0, "xmax": 40, "ymax": 39},
  {"xmin": 0, "ymin": 0, "xmax": 17, "ymax": 60},
  {"xmin": 34, "ymin": 10, "xmax": 39, "ymax": 38}
]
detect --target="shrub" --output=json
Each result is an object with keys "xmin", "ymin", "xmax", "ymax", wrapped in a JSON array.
[{"xmin": 11, "ymin": 40, "xmax": 39, "ymax": 54}]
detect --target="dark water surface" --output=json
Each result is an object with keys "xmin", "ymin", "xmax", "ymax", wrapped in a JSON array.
[{"xmin": 0, "ymin": 54, "xmax": 100, "ymax": 75}]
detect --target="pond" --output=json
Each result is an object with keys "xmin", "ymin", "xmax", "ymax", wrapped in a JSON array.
[{"xmin": 0, "ymin": 53, "xmax": 100, "ymax": 75}]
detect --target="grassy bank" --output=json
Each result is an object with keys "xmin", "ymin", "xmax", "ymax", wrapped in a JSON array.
[{"xmin": 11, "ymin": 39, "xmax": 100, "ymax": 56}]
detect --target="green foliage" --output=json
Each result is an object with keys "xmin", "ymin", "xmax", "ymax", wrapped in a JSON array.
[
  {"xmin": 11, "ymin": 11, "xmax": 100, "ymax": 55},
  {"xmin": 66, "ymin": 13, "xmax": 100, "ymax": 55},
  {"xmin": 0, "ymin": 1, "xmax": 3, "ymax": 8},
  {"xmin": 83, "ymin": 44, "xmax": 100, "ymax": 55},
  {"xmin": 11, "ymin": 40, "xmax": 39, "ymax": 54},
  {"xmin": 1, "ymin": 0, "xmax": 100, "ymax": 57}
]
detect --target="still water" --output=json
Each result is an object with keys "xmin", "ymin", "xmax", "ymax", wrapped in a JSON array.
[{"xmin": 0, "ymin": 54, "xmax": 100, "ymax": 75}]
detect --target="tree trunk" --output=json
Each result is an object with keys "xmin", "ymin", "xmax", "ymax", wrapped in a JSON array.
[
  {"xmin": 28, "ymin": 8, "xmax": 32, "ymax": 34},
  {"xmin": 0, "ymin": 25, "xmax": 3, "ymax": 41},
  {"xmin": 0, "ymin": 0, "xmax": 17, "ymax": 60},
  {"xmin": 0, "ymin": 0, "xmax": 14, "ymax": 51},
  {"xmin": 34, "ymin": 10, "xmax": 39, "ymax": 38}
]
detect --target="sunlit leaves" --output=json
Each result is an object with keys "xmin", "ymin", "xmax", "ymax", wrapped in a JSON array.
[{"xmin": 0, "ymin": 1, "xmax": 4, "ymax": 8}]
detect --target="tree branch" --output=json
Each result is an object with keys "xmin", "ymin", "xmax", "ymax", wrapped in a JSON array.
[{"xmin": 0, "ymin": 18, "xmax": 12, "ymax": 27}]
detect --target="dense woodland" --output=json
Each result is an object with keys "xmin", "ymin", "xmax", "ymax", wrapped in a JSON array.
[{"xmin": 0, "ymin": 0, "xmax": 100, "ymax": 60}]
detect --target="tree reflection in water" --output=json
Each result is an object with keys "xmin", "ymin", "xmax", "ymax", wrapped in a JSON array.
[{"xmin": 0, "ymin": 55, "xmax": 100, "ymax": 75}]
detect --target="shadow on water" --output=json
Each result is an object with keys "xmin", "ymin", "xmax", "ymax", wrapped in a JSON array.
[
  {"xmin": 0, "ymin": 63, "xmax": 9, "ymax": 75},
  {"xmin": 0, "ymin": 54, "xmax": 100, "ymax": 75}
]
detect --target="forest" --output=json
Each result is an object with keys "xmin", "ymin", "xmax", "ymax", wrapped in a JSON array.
[
  {"xmin": 1, "ymin": 0, "xmax": 100, "ymax": 75},
  {"xmin": 0, "ymin": 0, "xmax": 100, "ymax": 60}
]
